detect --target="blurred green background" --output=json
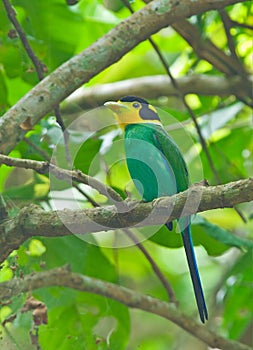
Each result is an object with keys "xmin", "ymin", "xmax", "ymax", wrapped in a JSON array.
[{"xmin": 0, "ymin": 0, "xmax": 252, "ymax": 349}]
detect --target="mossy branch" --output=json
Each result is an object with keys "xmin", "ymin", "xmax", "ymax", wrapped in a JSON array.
[
  {"xmin": 0, "ymin": 172, "xmax": 252, "ymax": 263},
  {"xmin": 0, "ymin": 0, "xmax": 244, "ymax": 154},
  {"xmin": 0, "ymin": 266, "xmax": 250, "ymax": 350}
]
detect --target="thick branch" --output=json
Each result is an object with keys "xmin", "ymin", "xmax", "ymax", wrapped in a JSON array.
[
  {"xmin": 0, "ymin": 266, "xmax": 250, "ymax": 350},
  {"xmin": 0, "ymin": 0, "xmax": 244, "ymax": 154},
  {"xmin": 62, "ymin": 74, "xmax": 250, "ymax": 111},
  {"xmin": 0, "ymin": 178, "xmax": 252, "ymax": 263}
]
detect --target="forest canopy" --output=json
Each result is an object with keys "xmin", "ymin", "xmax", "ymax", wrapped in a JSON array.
[{"xmin": 0, "ymin": 1, "xmax": 252, "ymax": 349}]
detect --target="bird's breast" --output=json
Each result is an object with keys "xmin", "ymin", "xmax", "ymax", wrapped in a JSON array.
[{"xmin": 124, "ymin": 134, "xmax": 177, "ymax": 202}]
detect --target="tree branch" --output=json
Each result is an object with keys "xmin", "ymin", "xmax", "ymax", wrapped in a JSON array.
[
  {"xmin": 230, "ymin": 19, "xmax": 253, "ymax": 30},
  {"xmin": 62, "ymin": 74, "xmax": 251, "ymax": 111},
  {"xmin": 0, "ymin": 0, "xmax": 244, "ymax": 154},
  {"xmin": 0, "ymin": 177, "xmax": 252, "ymax": 263},
  {"xmin": 170, "ymin": 19, "xmax": 253, "ymax": 104},
  {"xmin": 141, "ymin": 0, "xmax": 251, "ymax": 87},
  {"xmin": 123, "ymin": 227, "xmax": 177, "ymax": 303},
  {"xmin": 0, "ymin": 154, "xmax": 176, "ymax": 301},
  {"xmin": 0, "ymin": 153, "xmax": 123, "ymax": 203},
  {"xmin": 0, "ymin": 266, "xmax": 250, "ymax": 350},
  {"xmin": 171, "ymin": 19, "xmax": 249, "ymax": 77}
]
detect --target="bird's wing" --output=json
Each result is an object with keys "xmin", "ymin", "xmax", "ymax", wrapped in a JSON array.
[
  {"xmin": 152, "ymin": 125, "xmax": 191, "ymax": 231},
  {"xmin": 152, "ymin": 125, "xmax": 189, "ymax": 193}
]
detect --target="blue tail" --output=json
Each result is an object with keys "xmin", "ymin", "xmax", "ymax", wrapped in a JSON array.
[
  {"xmin": 166, "ymin": 223, "xmax": 208, "ymax": 323},
  {"xmin": 182, "ymin": 226, "xmax": 208, "ymax": 323}
]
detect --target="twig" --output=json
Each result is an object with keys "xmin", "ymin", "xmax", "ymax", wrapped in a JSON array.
[
  {"xmin": 2, "ymin": 0, "xmax": 44, "ymax": 80},
  {"xmin": 2, "ymin": 0, "xmax": 70, "ymax": 162},
  {"xmin": 219, "ymin": 9, "xmax": 253, "ymax": 108},
  {"xmin": 171, "ymin": 17, "xmax": 253, "ymax": 107},
  {"xmin": 72, "ymin": 183, "xmax": 100, "ymax": 207},
  {"xmin": 18, "ymin": 139, "xmax": 102, "ymax": 208},
  {"xmin": 219, "ymin": 9, "xmax": 241, "ymax": 65},
  {"xmin": 54, "ymin": 105, "xmax": 71, "ymax": 164},
  {"xmin": 219, "ymin": 8, "xmax": 252, "ymax": 102},
  {"xmin": 23, "ymin": 138, "xmax": 99, "ymax": 207},
  {"xmin": 0, "ymin": 153, "xmax": 123, "ymax": 203},
  {"xmin": 23, "ymin": 138, "xmax": 51, "ymax": 162},
  {"xmin": 169, "ymin": 18, "xmax": 253, "ymax": 103},
  {"xmin": 230, "ymin": 20, "xmax": 253, "ymax": 30},
  {"xmin": 123, "ymin": 228, "xmax": 177, "ymax": 303},
  {"xmin": 0, "ymin": 267, "xmax": 251, "ymax": 350}
]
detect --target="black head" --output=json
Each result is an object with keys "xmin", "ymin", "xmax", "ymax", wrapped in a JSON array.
[
  {"xmin": 119, "ymin": 96, "xmax": 149, "ymax": 105},
  {"xmin": 120, "ymin": 96, "xmax": 160, "ymax": 122},
  {"xmin": 104, "ymin": 96, "xmax": 161, "ymax": 127}
]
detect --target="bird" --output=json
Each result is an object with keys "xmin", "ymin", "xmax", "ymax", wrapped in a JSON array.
[{"xmin": 104, "ymin": 95, "xmax": 208, "ymax": 323}]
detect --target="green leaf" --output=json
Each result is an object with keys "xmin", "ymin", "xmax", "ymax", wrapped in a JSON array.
[
  {"xmin": 74, "ymin": 136, "xmax": 103, "ymax": 175},
  {"xmin": 35, "ymin": 236, "xmax": 129, "ymax": 349},
  {"xmin": 193, "ymin": 215, "xmax": 253, "ymax": 251},
  {"xmin": 199, "ymin": 102, "xmax": 244, "ymax": 140},
  {"xmin": 200, "ymin": 107, "xmax": 253, "ymax": 183},
  {"xmin": 0, "ymin": 45, "xmax": 23, "ymax": 78},
  {"xmin": 148, "ymin": 214, "xmax": 253, "ymax": 256},
  {"xmin": 149, "ymin": 225, "xmax": 182, "ymax": 249},
  {"xmin": 0, "ymin": 151, "xmax": 20, "ymax": 194},
  {"xmin": 222, "ymin": 251, "xmax": 253, "ymax": 339},
  {"xmin": 2, "ymin": 173, "xmax": 49, "ymax": 201},
  {"xmin": 4, "ymin": 76, "xmax": 31, "ymax": 105},
  {"xmin": 14, "ymin": 236, "xmax": 130, "ymax": 349},
  {"xmin": 1, "ymin": 1, "xmax": 252, "ymax": 347},
  {"xmin": 38, "ymin": 293, "xmax": 129, "ymax": 350},
  {"xmin": 0, "ymin": 70, "xmax": 8, "ymax": 114},
  {"xmin": 0, "ymin": 261, "xmax": 13, "ymax": 282},
  {"xmin": 28, "ymin": 239, "xmax": 46, "ymax": 257}
]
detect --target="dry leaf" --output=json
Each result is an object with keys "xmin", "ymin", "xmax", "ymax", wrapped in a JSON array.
[{"xmin": 20, "ymin": 117, "xmax": 33, "ymax": 131}]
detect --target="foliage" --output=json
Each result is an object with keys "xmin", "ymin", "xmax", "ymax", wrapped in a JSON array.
[{"xmin": 0, "ymin": 0, "xmax": 252, "ymax": 349}]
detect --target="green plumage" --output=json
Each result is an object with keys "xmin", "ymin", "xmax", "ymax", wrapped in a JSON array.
[
  {"xmin": 125, "ymin": 123, "xmax": 189, "ymax": 200},
  {"xmin": 104, "ymin": 96, "xmax": 208, "ymax": 323},
  {"xmin": 124, "ymin": 123, "xmax": 207, "ymax": 323}
]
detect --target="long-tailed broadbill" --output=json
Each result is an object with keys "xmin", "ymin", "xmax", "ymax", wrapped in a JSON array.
[{"xmin": 104, "ymin": 96, "xmax": 208, "ymax": 323}]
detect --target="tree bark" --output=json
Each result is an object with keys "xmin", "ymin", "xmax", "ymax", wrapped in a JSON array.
[
  {"xmin": 62, "ymin": 74, "xmax": 251, "ymax": 112},
  {"xmin": 0, "ymin": 177, "xmax": 252, "ymax": 264},
  {"xmin": 0, "ymin": 0, "xmax": 245, "ymax": 154}
]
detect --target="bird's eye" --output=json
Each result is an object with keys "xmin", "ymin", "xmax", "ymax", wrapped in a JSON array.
[{"xmin": 132, "ymin": 102, "xmax": 140, "ymax": 109}]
